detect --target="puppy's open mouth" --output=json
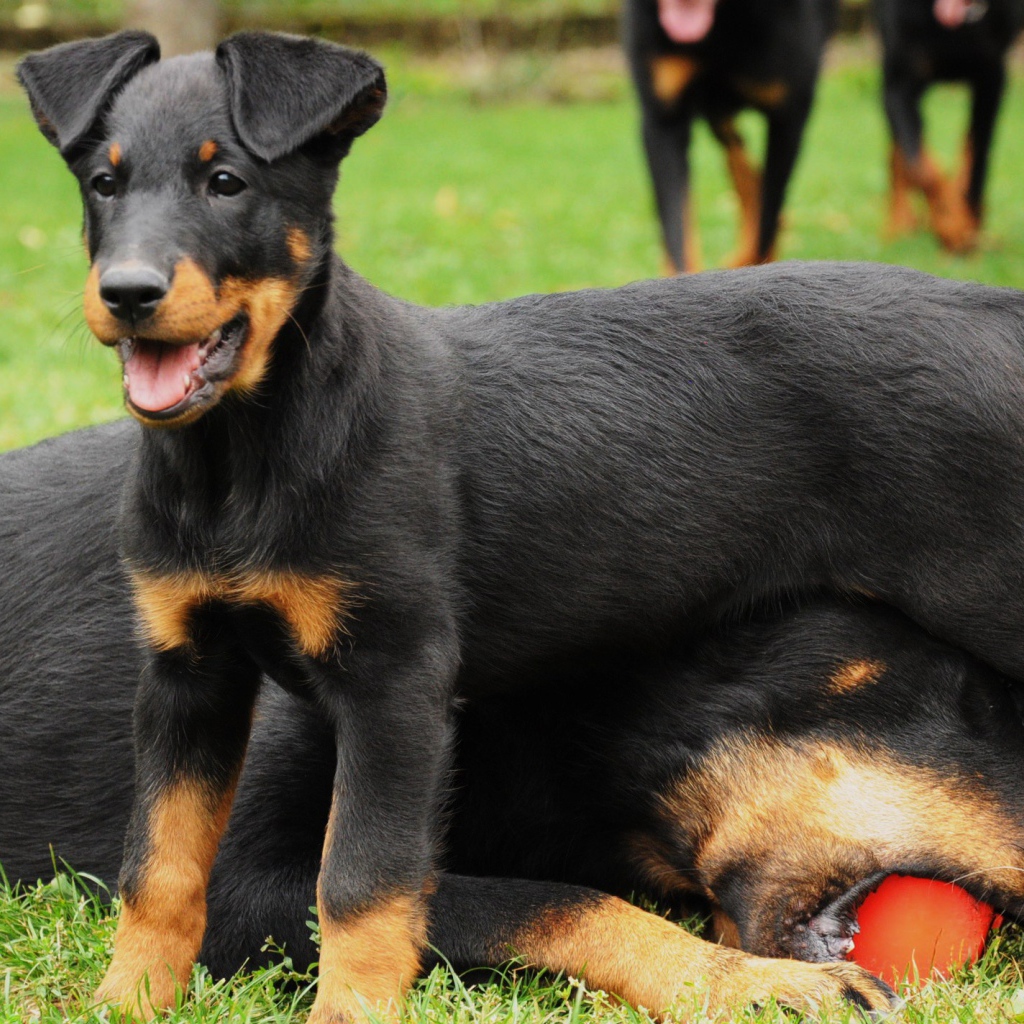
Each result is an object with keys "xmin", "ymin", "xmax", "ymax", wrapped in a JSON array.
[{"xmin": 117, "ymin": 314, "xmax": 248, "ymax": 420}]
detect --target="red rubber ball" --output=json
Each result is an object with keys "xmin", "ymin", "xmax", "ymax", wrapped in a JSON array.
[{"xmin": 848, "ymin": 874, "xmax": 1001, "ymax": 987}]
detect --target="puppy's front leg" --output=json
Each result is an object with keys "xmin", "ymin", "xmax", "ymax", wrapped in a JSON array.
[
  {"xmin": 308, "ymin": 620, "xmax": 457, "ymax": 1024},
  {"xmin": 95, "ymin": 643, "xmax": 259, "ymax": 1019}
]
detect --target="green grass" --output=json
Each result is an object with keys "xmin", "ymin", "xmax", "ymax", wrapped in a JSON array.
[
  {"xmin": 5, "ymin": 47, "xmax": 1024, "ymax": 1023},
  {"xmin": 4, "ymin": 872, "xmax": 1024, "ymax": 1024}
]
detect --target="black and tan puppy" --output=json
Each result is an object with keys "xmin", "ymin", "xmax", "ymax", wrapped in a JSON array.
[
  {"xmin": 874, "ymin": 0, "xmax": 1024, "ymax": 252},
  {"xmin": 7, "ymin": 426, "xmax": 1024, "ymax": 1014},
  {"xmin": 5, "ymin": 429, "xmax": 1024, "ymax": 1015},
  {"xmin": 622, "ymin": 0, "xmax": 838, "ymax": 271},
  {"xmin": 19, "ymin": 28, "xmax": 1024, "ymax": 1022}
]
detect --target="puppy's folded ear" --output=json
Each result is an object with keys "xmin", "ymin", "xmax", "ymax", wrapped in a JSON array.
[
  {"xmin": 17, "ymin": 31, "xmax": 160, "ymax": 157},
  {"xmin": 216, "ymin": 32, "xmax": 386, "ymax": 163}
]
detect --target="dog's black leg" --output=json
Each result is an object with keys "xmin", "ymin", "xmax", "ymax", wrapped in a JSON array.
[
  {"xmin": 963, "ymin": 63, "xmax": 1006, "ymax": 229},
  {"xmin": 95, "ymin": 643, "xmax": 259, "ymax": 1018},
  {"xmin": 305, "ymin": 611, "xmax": 458, "ymax": 1023},
  {"xmin": 756, "ymin": 92, "xmax": 813, "ymax": 264},
  {"xmin": 642, "ymin": 110, "xmax": 698, "ymax": 274}
]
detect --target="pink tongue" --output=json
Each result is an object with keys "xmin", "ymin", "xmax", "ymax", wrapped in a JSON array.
[
  {"xmin": 659, "ymin": 0, "xmax": 716, "ymax": 42},
  {"xmin": 934, "ymin": 0, "xmax": 969, "ymax": 27},
  {"xmin": 125, "ymin": 340, "xmax": 199, "ymax": 412}
]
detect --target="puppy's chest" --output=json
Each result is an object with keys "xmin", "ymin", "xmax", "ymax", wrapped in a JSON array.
[
  {"xmin": 125, "ymin": 470, "xmax": 359, "ymax": 659},
  {"xmin": 127, "ymin": 564, "xmax": 354, "ymax": 661}
]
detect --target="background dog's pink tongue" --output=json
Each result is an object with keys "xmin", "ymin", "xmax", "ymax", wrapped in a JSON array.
[
  {"xmin": 658, "ymin": 0, "xmax": 716, "ymax": 42},
  {"xmin": 934, "ymin": 0, "xmax": 969, "ymax": 27},
  {"xmin": 125, "ymin": 341, "xmax": 197, "ymax": 412}
]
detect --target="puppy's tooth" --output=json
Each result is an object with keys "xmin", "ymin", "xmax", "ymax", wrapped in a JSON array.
[
  {"xmin": 183, "ymin": 374, "xmax": 192, "ymax": 391},
  {"xmin": 123, "ymin": 373, "xmax": 129, "ymax": 387}
]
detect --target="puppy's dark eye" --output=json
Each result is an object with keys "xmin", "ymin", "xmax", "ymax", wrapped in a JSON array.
[
  {"xmin": 209, "ymin": 171, "xmax": 246, "ymax": 197},
  {"xmin": 91, "ymin": 173, "xmax": 116, "ymax": 198}
]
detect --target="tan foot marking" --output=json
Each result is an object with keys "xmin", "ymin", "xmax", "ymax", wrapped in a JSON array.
[
  {"xmin": 94, "ymin": 781, "xmax": 235, "ymax": 1019},
  {"xmin": 916, "ymin": 150, "xmax": 978, "ymax": 253},
  {"xmin": 886, "ymin": 146, "xmax": 917, "ymax": 237},
  {"xmin": 309, "ymin": 894, "xmax": 427, "ymax": 1024}
]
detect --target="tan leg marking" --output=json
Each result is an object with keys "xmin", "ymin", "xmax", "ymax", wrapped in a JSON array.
[
  {"xmin": 649, "ymin": 55, "xmax": 699, "ymax": 107},
  {"xmin": 664, "ymin": 190, "xmax": 702, "ymax": 276},
  {"xmin": 718, "ymin": 122, "xmax": 763, "ymax": 268},
  {"xmin": 913, "ymin": 150, "xmax": 978, "ymax": 253},
  {"xmin": 94, "ymin": 781, "xmax": 236, "ymax": 1019},
  {"xmin": 508, "ymin": 894, "xmax": 891, "ymax": 1018},
  {"xmin": 309, "ymin": 895, "xmax": 426, "ymax": 1024},
  {"xmin": 130, "ymin": 569, "xmax": 357, "ymax": 657},
  {"xmin": 887, "ymin": 146, "xmax": 916, "ymax": 237},
  {"xmin": 828, "ymin": 658, "xmax": 884, "ymax": 694}
]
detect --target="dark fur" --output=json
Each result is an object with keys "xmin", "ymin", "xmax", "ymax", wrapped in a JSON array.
[
  {"xmin": 4, "ymin": 427, "xmax": 1024, "ymax": 988},
  {"xmin": 622, "ymin": 0, "xmax": 837, "ymax": 270},
  {"xmin": 874, "ymin": 0, "xmax": 1024, "ymax": 251},
  {"xmin": 18, "ymin": 29, "xmax": 1024, "ymax": 1016}
]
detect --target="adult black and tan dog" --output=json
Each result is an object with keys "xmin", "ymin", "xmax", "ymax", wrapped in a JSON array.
[
  {"xmin": 873, "ymin": 0, "xmax": 1024, "ymax": 252},
  {"xmin": 622, "ymin": 0, "xmax": 838, "ymax": 271},
  {"xmin": 18, "ymin": 28, "xmax": 1024, "ymax": 1022},
  {"xmin": 6, "ymin": 425, "xmax": 1024, "ymax": 1014}
]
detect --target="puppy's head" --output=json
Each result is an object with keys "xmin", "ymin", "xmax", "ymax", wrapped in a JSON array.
[{"xmin": 18, "ymin": 31, "xmax": 385, "ymax": 427}]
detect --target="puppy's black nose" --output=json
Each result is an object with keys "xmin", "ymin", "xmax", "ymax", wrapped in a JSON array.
[{"xmin": 99, "ymin": 264, "xmax": 169, "ymax": 323}]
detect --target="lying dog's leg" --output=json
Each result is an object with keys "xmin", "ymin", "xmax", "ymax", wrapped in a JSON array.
[{"xmin": 426, "ymin": 874, "xmax": 896, "ymax": 1017}]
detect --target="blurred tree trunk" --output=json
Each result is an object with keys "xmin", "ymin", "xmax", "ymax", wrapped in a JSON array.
[{"xmin": 126, "ymin": 0, "xmax": 220, "ymax": 57}]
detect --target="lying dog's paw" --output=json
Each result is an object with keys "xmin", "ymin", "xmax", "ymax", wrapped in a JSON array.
[{"xmin": 711, "ymin": 952, "xmax": 898, "ymax": 1017}]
